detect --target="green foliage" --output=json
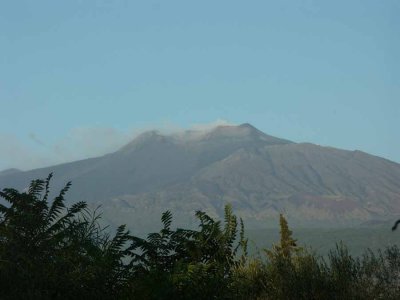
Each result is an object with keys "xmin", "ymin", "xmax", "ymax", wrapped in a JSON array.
[
  {"xmin": 128, "ymin": 203, "xmax": 249, "ymax": 299},
  {"xmin": 265, "ymin": 213, "xmax": 301, "ymax": 261},
  {"xmin": 0, "ymin": 174, "xmax": 132, "ymax": 299},
  {"xmin": 1, "ymin": 175, "xmax": 400, "ymax": 299},
  {"xmin": 258, "ymin": 216, "xmax": 400, "ymax": 300}
]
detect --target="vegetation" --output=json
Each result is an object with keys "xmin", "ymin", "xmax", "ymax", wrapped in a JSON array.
[{"xmin": 0, "ymin": 175, "xmax": 399, "ymax": 299}]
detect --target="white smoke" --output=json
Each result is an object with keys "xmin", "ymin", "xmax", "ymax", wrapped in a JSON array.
[{"xmin": 0, "ymin": 120, "xmax": 234, "ymax": 171}]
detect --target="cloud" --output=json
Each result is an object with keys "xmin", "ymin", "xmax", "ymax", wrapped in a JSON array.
[
  {"xmin": 51, "ymin": 127, "xmax": 134, "ymax": 162},
  {"xmin": 29, "ymin": 132, "xmax": 46, "ymax": 146},
  {"xmin": 0, "ymin": 120, "xmax": 233, "ymax": 171},
  {"xmin": 0, "ymin": 129, "xmax": 136, "ymax": 171},
  {"xmin": 170, "ymin": 119, "xmax": 235, "ymax": 141},
  {"xmin": 0, "ymin": 133, "xmax": 54, "ymax": 171},
  {"xmin": 189, "ymin": 119, "xmax": 233, "ymax": 131}
]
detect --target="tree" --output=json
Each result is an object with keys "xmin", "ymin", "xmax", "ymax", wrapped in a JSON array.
[
  {"xmin": 265, "ymin": 213, "xmax": 300, "ymax": 260},
  {"xmin": 0, "ymin": 174, "xmax": 132, "ymax": 299},
  {"xmin": 392, "ymin": 219, "xmax": 400, "ymax": 231},
  {"xmin": 127, "ymin": 204, "xmax": 249, "ymax": 299}
]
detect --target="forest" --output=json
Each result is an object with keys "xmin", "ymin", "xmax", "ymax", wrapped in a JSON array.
[{"xmin": 1, "ymin": 174, "xmax": 399, "ymax": 300}]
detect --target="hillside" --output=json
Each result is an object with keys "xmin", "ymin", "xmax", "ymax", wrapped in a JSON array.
[{"xmin": 1, "ymin": 123, "xmax": 400, "ymax": 233}]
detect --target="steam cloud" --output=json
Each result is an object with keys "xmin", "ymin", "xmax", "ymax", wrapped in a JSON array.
[{"xmin": 0, "ymin": 119, "xmax": 233, "ymax": 171}]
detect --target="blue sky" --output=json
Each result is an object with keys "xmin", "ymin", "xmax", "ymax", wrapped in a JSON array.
[{"xmin": 0, "ymin": 0, "xmax": 399, "ymax": 170}]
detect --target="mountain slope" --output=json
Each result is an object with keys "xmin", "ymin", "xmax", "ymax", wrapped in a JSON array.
[{"xmin": 1, "ymin": 124, "xmax": 399, "ymax": 233}]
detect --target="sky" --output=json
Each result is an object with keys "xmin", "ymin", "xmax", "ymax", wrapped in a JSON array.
[{"xmin": 0, "ymin": 0, "xmax": 399, "ymax": 171}]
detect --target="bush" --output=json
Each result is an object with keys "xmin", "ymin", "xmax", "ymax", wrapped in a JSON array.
[
  {"xmin": 0, "ymin": 174, "xmax": 132, "ymax": 299},
  {"xmin": 1, "ymin": 175, "xmax": 400, "ymax": 299}
]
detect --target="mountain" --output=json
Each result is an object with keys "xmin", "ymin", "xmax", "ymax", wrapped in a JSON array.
[
  {"xmin": 1, "ymin": 124, "xmax": 400, "ymax": 233},
  {"xmin": 0, "ymin": 168, "xmax": 21, "ymax": 176}
]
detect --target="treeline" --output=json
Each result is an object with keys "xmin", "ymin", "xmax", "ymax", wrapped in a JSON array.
[{"xmin": 0, "ymin": 175, "xmax": 399, "ymax": 299}]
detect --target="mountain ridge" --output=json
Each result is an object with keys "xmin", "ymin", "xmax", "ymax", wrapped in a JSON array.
[{"xmin": 1, "ymin": 124, "xmax": 399, "ymax": 233}]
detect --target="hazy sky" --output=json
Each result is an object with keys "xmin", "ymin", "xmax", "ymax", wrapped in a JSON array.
[{"xmin": 1, "ymin": 0, "xmax": 399, "ymax": 170}]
